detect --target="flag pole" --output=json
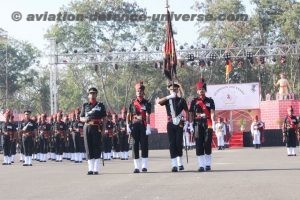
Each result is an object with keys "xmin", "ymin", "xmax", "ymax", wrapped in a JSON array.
[{"xmin": 166, "ymin": 0, "xmax": 169, "ymax": 8}]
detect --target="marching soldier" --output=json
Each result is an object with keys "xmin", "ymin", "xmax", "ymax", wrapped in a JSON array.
[
  {"xmin": 117, "ymin": 107, "xmax": 129, "ymax": 160},
  {"xmin": 20, "ymin": 110, "xmax": 37, "ymax": 166},
  {"xmin": 112, "ymin": 113, "xmax": 120, "ymax": 159},
  {"xmin": 80, "ymin": 87, "xmax": 107, "ymax": 175},
  {"xmin": 215, "ymin": 117, "xmax": 226, "ymax": 150},
  {"xmin": 53, "ymin": 112, "xmax": 67, "ymax": 162},
  {"xmin": 38, "ymin": 113, "xmax": 52, "ymax": 162},
  {"xmin": 189, "ymin": 79, "xmax": 216, "ymax": 172},
  {"xmin": 283, "ymin": 106, "xmax": 299, "ymax": 156},
  {"xmin": 158, "ymin": 81, "xmax": 189, "ymax": 172},
  {"xmin": 103, "ymin": 112, "xmax": 114, "ymax": 160},
  {"xmin": 1, "ymin": 109, "xmax": 14, "ymax": 165},
  {"xmin": 127, "ymin": 81, "xmax": 152, "ymax": 173},
  {"xmin": 250, "ymin": 115, "xmax": 264, "ymax": 149}
]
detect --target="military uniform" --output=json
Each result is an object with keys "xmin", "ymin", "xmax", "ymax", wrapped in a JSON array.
[
  {"xmin": 103, "ymin": 118, "xmax": 114, "ymax": 160},
  {"xmin": 49, "ymin": 116, "xmax": 57, "ymax": 161},
  {"xmin": 128, "ymin": 81, "xmax": 152, "ymax": 173},
  {"xmin": 112, "ymin": 114, "xmax": 120, "ymax": 159},
  {"xmin": 215, "ymin": 119, "xmax": 226, "ymax": 150},
  {"xmin": 72, "ymin": 116, "xmax": 85, "ymax": 163},
  {"xmin": 283, "ymin": 110, "xmax": 299, "ymax": 156},
  {"xmin": 53, "ymin": 116, "xmax": 67, "ymax": 162},
  {"xmin": 189, "ymin": 80, "xmax": 215, "ymax": 172},
  {"xmin": 251, "ymin": 117, "xmax": 264, "ymax": 149},
  {"xmin": 9, "ymin": 115, "xmax": 17, "ymax": 163},
  {"xmin": 159, "ymin": 82, "xmax": 188, "ymax": 172},
  {"xmin": 80, "ymin": 87, "xmax": 107, "ymax": 175},
  {"xmin": 20, "ymin": 110, "xmax": 37, "ymax": 166},
  {"xmin": 1, "ymin": 110, "xmax": 14, "ymax": 165},
  {"xmin": 38, "ymin": 115, "xmax": 52, "ymax": 162},
  {"xmin": 116, "ymin": 117, "xmax": 129, "ymax": 160}
]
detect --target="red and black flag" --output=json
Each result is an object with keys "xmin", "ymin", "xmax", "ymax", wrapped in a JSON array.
[{"xmin": 163, "ymin": 10, "xmax": 177, "ymax": 81}]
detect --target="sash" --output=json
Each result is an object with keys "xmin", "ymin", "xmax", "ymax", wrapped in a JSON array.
[{"xmin": 169, "ymin": 99, "xmax": 182, "ymax": 125}]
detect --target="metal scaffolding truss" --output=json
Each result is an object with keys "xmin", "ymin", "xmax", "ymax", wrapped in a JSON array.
[
  {"xmin": 47, "ymin": 41, "xmax": 300, "ymax": 114},
  {"xmin": 48, "ymin": 44, "xmax": 300, "ymax": 65}
]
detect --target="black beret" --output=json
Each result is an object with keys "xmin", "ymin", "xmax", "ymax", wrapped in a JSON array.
[
  {"xmin": 24, "ymin": 110, "xmax": 32, "ymax": 114},
  {"xmin": 167, "ymin": 82, "xmax": 180, "ymax": 88},
  {"xmin": 88, "ymin": 87, "xmax": 98, "ymax": 93}
]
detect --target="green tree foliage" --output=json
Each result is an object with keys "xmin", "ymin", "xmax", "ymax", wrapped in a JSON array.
[
  {"xmin": 0, "ymin": 32, "xmax": 40, "ymax": 111},
  {"xmin": 45, "ymin": 0, "xmax": 166, "ymax": 113}
]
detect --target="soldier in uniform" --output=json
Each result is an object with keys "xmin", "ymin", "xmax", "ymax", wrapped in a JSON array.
[
  {"xmin": 38, "ymin": 113, "xmax": 52, "ymax": 162},
  {"xmin": 215, "ymin": 117, "xmax": 226, "ymax": 150},
  {"xmin": 80, "ymin": 87, "xmax": 107, "ymax": 175},
  {"xmin": 224, "ymin": 118, "xmax": 232, "ymax": 148},
  {"xmin": 283, "ymin": 106, "xmax": 299, "ymax": 156},
  {"xmin": 112, "ymin": 113, "xmax": 120, "ymax": 159},
  {"xmin": 250, "ymin": 115, "xmax": 264, "ymax": 149},
  {"xmin": 9, "ymin": 114, "xmax": 18, "ymax": 163},
  {"xmin": 20, "ymin": 110, "xmax": 37, "ymax": 166},
  {"xmin": 72, "ymin": 108, "xmax": 85, "ymax": 163},
  {"xmin": 49, "ymin": 115, "xmax": 56, "ymax": 161},
  {"xmin": 53, "ymin": 112, "xmax": 67, "ymax": 162},
  {"xmin": 103, "ymin": 112, "xmax": 114, "ymax": 160},
  {"xmin": 158, "ymin": 81, "xmax": 189, "ymax": 172},
  {"xmin": 32, "ymin": 116, "xmax": 39, "ymax": 161},
  {"xmin": 1, "ymin": 109, "xmax": 14, "ymax": 165},
  {"xmin": 117, "ymin": 107, "xmax": 129, "ymax": 160},
  {"xmin": 127, "ymin": 81, "xmax": 152, "ymax": 173},
  {"xmin": 189, "ymin": 79, "xmax": 216, "ymax": 172}
]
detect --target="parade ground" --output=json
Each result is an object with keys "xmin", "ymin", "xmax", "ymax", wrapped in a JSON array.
[{"xmin": 0, "ymin": 147, "xmax": 300, "ymax": 200}]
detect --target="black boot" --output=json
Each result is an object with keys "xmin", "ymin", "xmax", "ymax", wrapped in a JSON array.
[{"xmin": 171, "ymin": 167, "xmax": 178, "ymax": 172}]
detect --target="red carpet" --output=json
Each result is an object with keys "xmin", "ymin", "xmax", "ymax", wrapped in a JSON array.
[{"xmin": 212, "ymin": 132, "xmax": 244, "ymax": 148}]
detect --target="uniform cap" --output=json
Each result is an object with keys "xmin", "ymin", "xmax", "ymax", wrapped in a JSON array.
[{"xmin": 88, "ymin": 87, "xmax": 98, "ymax": 94}]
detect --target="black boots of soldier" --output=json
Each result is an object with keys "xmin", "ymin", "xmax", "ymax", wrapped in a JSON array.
[
  {"xmin": 254, "ymin": 144, "xmax": 261, "ymax": 149},
  {"xmin": 198, "ymin": 166, "xmax": 211, "ymax": 172},
  {"xmin": 87, "ymin": 171, "xmax": 99, "ymax": 175}
]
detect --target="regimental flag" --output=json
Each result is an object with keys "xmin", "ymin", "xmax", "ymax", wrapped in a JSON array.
[
  {"xmin": 225, "ymin": 59, "xmax": 232, "ymax": 82},
  {"xmin": 163, "ymin": 9, "xmax": 177, "ymax": 81}
]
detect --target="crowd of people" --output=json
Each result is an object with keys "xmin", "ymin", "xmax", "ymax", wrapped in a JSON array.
[
  {"xmin": 1, "ymin": 79, "xmax": 299, "ymax": 175},
  {"xmin": 0, "ymin": 106, "xmax": 130, "ymax": 167}
]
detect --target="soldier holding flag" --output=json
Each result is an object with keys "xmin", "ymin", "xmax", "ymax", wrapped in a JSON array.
[{"xmin": 158, "ymin": 81, "xmax": 189, "ymax": 172}]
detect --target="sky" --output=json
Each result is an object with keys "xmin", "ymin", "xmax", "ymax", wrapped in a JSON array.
[{"xmin": 0, "ymin": 0, "xmax": 256, "ymax": 51}]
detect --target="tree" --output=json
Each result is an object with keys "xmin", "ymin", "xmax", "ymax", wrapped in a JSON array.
[
  {"xmin": 45, "ymin": 0, "xmax": 166, "ymax": 113},
  {"xmin": 0, "ymin": 29, "xmax": 40, "ymax": 110}
]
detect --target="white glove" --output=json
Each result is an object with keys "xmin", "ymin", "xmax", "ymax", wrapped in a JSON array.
[
  {"xmin": 183, "ymin": 121, "xmax": 189, "ymax": 132},
  {"xmin": 126, "ymin": 124, "xmax": 131, "ymax": 134},
  {"xmin": 189, "ymin": 122, "xmax": 194, "ymax": 133},
  {"xmin": 166, "ymin": 92, "xmax": 176, "ymax": 100},
  {"xmin": 146, "ymin": 124, "xmax": 151, "ymax": 135},
  {"xmin": 212, "ymin": 121, "xmax": 216, "ymax": 131}
]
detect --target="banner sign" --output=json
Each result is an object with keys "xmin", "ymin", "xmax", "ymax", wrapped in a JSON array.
[{"xmin": 206, "ymin": 82, "xmax": 260, "ymax": 110}]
